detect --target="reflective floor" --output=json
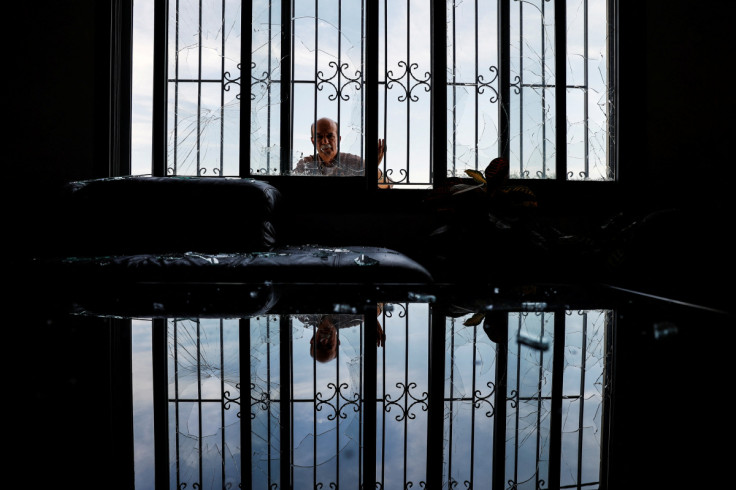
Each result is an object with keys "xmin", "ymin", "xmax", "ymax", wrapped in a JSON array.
[{"xmin": 17, "ymin": 281, "xmax": 735, "ymax": 489}]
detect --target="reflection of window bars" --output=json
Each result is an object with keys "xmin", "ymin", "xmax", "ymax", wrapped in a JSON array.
[
  {"xmin": 249, "ymin": 313, "xmax": 372, "ymax": 490},
  {"xmin": 150, "ymin": 1, "xmax": 615, "ymax": 182},
  {"xmin": 163, "ymin": 318, "xmax": 242, "ymax": 489},
  {"xmin": 441, "ymin": 310, "xmax": 609, "ymax": 489},
  {"xmin": 443, "ymin": 315, "xmax": 499, "ymax": 488},
  {"xmin": 378, "ymin": 303, "xmax": 430, "ymax": 488},
  {"xmin": 149, "ymin": 307, "xmax": 610, "ymax": 489}
]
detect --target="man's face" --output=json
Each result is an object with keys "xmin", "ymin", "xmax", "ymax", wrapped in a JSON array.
[
  {"xmin": 310, "ymin": 316, "xmax": 340, "ymax": 362},
  {"xmin": 312, "ymin": 119, "xmax": 340, "ymax": 163}
]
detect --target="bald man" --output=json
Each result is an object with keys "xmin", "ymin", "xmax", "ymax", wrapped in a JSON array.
[{"xmin": 294, "ymin": 117, "xmax": 391, "ymax": 187}]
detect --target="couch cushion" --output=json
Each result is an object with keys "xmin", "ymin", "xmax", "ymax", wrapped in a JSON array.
[
  {"xmin": 57, "ymin": 176, "xmax": 282, "ymax": 256},
  {"xmin": 42, "ymin": 245, "xmax": 433, "ymax": 286}
]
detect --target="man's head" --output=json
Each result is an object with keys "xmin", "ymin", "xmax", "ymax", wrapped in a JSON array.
[
  {"xmin": 309, "ymin": 315, "xmax": 340, "ymax": 363},
  {"xmin": 311, "ymin": 117, "xmax": 340, "ymax": 164}
]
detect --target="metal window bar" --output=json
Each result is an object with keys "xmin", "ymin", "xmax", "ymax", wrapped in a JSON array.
[
  {"xmin": 580, "ymin": 0, "xmax": 589, "ymax": 179},
  {"xmin": 607, "ymin": 1, "xmax": 618, "ymax": 180},
  {"xmin": 548, "ymin": 311, "xmax": 565, "ymax": 489},
  {"xmin": 280, "ymin": 0, "xmax": 292, "ymax": 176},
  {"xmin": 554, "ymin": 0, "xmax": 566, "ymax": 180},
  {"xmin": 597, "ymin": 310, "xmax": 615, "ymax": 485},
  {"xmin": 248, "ymin": 314, "xmax": 280, "ymax": 489},
  {"xmin": 148, "ymin": 1, "xmax": 615, "ymax": 182},
  {"xmin": 492, "ymin": 311, "xmax": 510, "ymax": 490},
  {"xmin": 576, "ymin": 312, "xmax": 589, "ymax": 487},
  {"xmin": 446, "ymin": 316, "xmax": 456, "ymax": 487},
  {"xmin": 171, "ymin": 1, "xmax": 180, "ymax": 176},
  {"xmin": 111, "ymin": 0, "xmax": 133, "ymax": 177},
  {"xmin": 426, "ymin": 301, "xmax": 447, "ymax": 485},
  {"xmin": 240, "ymin": 318, "xmax": 252, "ymax": 487},
  {"xmin": 153, "ymin": 0, "xmax": 168, "ymax": 177},
  {"xmin": 280, "ymin": 315, "xmax": 291, "ymax": 490},
  {"xmin": 498, "ymin": 0, "xmax": 511, "ymax": 165},
  {"xmin": 110, "ymin": 318, "xmax": 135, "ymax": 488}
]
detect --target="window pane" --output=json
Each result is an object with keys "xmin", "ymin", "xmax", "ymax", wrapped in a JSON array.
[
  {"xmin": 377, "ymin": 0, "xmax": 433, "ymax": 188},
  {"xmin": 134, "ymin": 0, "xmax": 615, "ymax": 182},
  {"xmin": 132, "ymin": 0, "xmax": 155, "ymax": 176},
  {"xmin": 252, "ymin": 0, "xmax": 369, "ymax": 179},
  {"xmin": 165, "ymin": 0, "xmax": 241, "ymax": 177},
  {"xmin": 509, "ymin": 0, "xmax": 557, "ymax": 179},
  {"xmin": 566, "ymin": 0, "xmax": 612, "ymax": 180}
]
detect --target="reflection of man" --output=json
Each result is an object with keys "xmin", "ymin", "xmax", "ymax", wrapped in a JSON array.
[
  {"xmin": 294, "ymin": 117, "xmax": 391, "ymax": 188},
  {"xmin": 298, "ymin": 304, "xmax": 386, "ymax": 363}
]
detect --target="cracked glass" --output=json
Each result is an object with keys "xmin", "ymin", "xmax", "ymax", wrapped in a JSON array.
[
  {"xmin": 507, "ymin": 0, "xmax": 613, "ymax": 180},
  {"xmin": 131, "ymin": 304, "xmax": 609, "ymax": 489},
  {"xmin": 132, "ymin": 0, "xmax": 614, "ymax": 182}
]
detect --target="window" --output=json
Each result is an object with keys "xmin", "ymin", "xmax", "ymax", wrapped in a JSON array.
[{"xmin": 131, "ymin": 0, "xmax": 617, "ymax": 185}]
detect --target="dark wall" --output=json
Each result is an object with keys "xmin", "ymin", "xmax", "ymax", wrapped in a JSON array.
[
  {"xmin": 11, "ymin": 1, "xmax": 111, "ymax": 186},
  {"xmin": 641, "ymin": 1, "xmax": 733, "ymax": 205},
  {"xmin": 10, "ymin": 1, "xmax": 111, "ymax": 258}
]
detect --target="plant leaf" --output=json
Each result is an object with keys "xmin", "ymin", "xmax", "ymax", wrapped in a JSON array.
[
  {"xmin": 465, "ymin": 169, "xmax": 487, "ymax": 184},
  {"xmin": 463, "ymin": 312, "xmax": 486, "ymax": 327}
]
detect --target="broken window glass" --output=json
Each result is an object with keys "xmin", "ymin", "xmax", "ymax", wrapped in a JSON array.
[
  {"xmin": 131, "ymin": 0, "xmax": 615, "ymax": 183},
  {"xmin": 130, "ymin": 305, "xmax": 609, "ymax": 489}
]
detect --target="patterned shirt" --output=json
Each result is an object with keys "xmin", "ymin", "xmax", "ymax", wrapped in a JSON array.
[{"xmin": 293, "ymin": 152, "xmax": 365, "ymax": 176}]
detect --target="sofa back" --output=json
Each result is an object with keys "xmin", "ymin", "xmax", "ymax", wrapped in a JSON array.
[{"xmin": 56, "ymin": 176, "xmax": 282, "ymax": 256}]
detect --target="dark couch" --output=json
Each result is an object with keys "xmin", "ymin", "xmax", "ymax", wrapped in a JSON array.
[{"xmin": 38, "ymin": 176, "xmax": 433, "ymax": 288}]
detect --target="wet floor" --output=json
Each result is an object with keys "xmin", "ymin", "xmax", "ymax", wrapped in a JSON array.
[{"xmin": 16, "ymin": 282, "xmax": 735, "ymax": 489}]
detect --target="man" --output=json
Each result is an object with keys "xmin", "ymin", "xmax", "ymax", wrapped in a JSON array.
[
  {"xmin": 299, "ymin": 304, "xmax": 387, "ymax": 363},
  {"xmin": 294, "ymin": 117, "xmax": 391, "ymax": 187}
]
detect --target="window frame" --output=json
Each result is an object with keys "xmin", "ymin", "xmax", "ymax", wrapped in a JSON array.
[{"xmin": 128, "ymin": 0, "xmax": 619, "ymax": 203}]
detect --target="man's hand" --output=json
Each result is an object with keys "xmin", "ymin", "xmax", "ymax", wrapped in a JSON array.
[
  {"xmin": 376, "ymin": 320, "xmax": 385, "ymax": 347},
  {"xmin": 377, "ymin": 139, "xmax": 393, "ymax": 188},
  {"xmin": 376, "ymin": 303, "xmax": 386, "ymax": 347}
]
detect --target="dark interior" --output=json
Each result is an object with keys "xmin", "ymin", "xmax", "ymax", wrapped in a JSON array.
[{"xmin": 9, "ymin": 1, "xmax": 735, "ymax": 489}]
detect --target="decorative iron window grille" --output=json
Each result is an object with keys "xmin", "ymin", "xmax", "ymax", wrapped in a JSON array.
[
  {"xmin": 132, "ymin": 306, "xmax": 611, "ymax": 489},
  {"xmin": 135, "ymin": 0, "xmax": 616, "ymax": 183}
]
